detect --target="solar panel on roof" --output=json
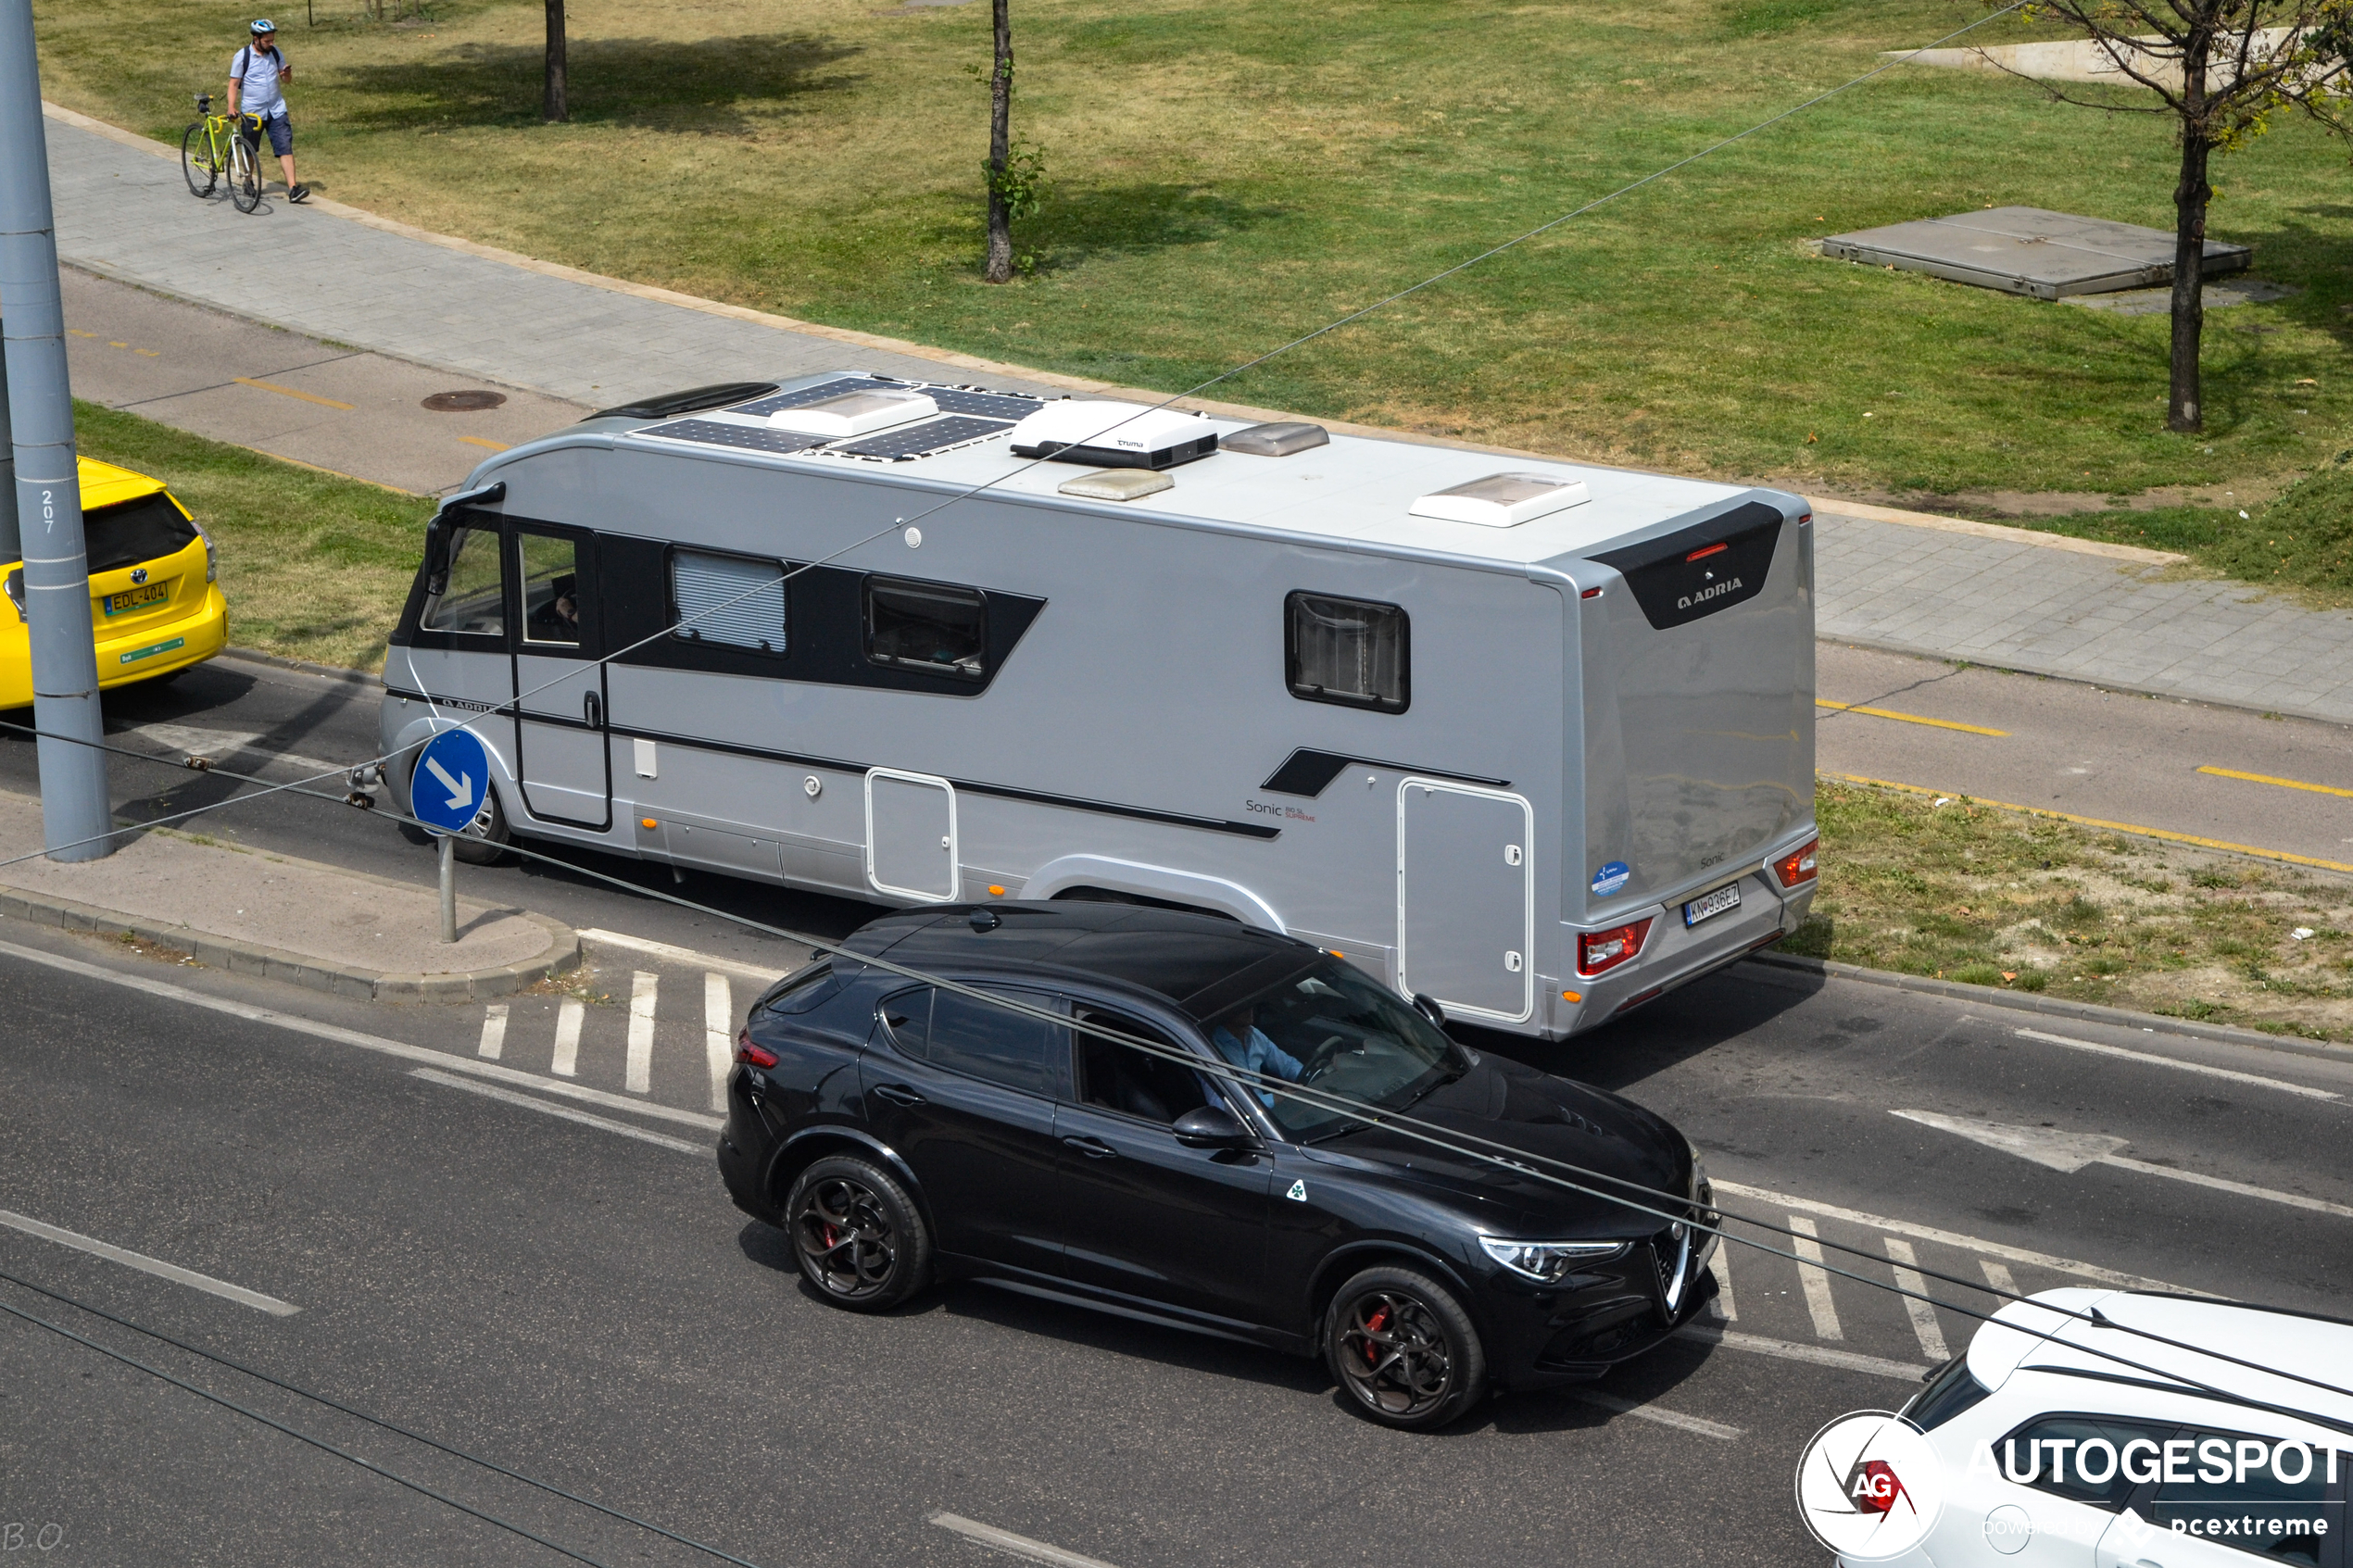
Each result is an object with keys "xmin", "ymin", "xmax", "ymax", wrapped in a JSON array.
[
  {"xmin": 635, "ymin": 419, "xmax": 832, "ymax": 455},
  {"xmin": 729, "ymin": 376, "xmax": 908, "ymax": 419},
  {"xmin": 925, "ymin": 387, "xmax": 1046, "ymax": 420},
  {"xmin": 827, "ymin": 415, "xmax": 1014, "ymax": 461}
]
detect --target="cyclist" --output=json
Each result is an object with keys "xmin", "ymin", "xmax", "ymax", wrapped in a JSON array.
[{"xmin": 227, "ymin": 19, "xmax": 308, "ymax": 204}]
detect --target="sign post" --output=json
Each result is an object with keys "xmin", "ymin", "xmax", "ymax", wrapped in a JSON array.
[{"xmin": 409, "ymin": 728, "xmax": 491, "ymax": 945}]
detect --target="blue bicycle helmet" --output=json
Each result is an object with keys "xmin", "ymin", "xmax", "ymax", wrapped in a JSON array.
[{"xmin": 250, "ymin": 18, "xmax": 276, "ymax": 31}]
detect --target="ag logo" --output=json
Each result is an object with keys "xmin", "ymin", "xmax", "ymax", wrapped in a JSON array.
[{"xmin": 1795, "ymin": 1411, "xmax": 1945, "ymax": 1561}]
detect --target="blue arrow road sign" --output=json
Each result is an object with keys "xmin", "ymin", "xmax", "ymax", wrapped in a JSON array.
[{"xmin": 411, "ymin": 727, "xmax": 491, "ymax": 836}]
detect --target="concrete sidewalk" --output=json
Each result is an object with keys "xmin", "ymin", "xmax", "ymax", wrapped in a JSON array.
[
  {"xmin": 0, "ymin": 790, "xmax": 576, "ymax": 999},
  {"xmin": 42, "ymin": 104, "xmax": 2353, "ymax": 726}
]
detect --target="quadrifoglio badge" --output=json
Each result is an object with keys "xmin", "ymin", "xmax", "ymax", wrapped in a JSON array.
[{"xmin": 1795, "ymin": 1411, "xmax": 1946, "ymax": 1561}]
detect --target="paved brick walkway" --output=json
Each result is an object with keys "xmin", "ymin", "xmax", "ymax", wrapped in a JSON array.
[{"xmin": 42, "ymin": 107, "xmax": 2353, "ymax": 726}]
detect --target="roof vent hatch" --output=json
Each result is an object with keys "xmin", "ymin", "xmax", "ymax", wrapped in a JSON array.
[
  {"xmin": 1008, "ymin": 400, "xmax": 1219, "ymax": 470},
  {"xmin": 1409, "ymin": 471, "xmax": 1591, "ymax": 528},
  {"xmin": 1223, "ymin": 420, "xmax": 1329, "ymax": 457},
  {"xmin": 767, "ymin": 389, "xmax": 938, "ymax": 437}
]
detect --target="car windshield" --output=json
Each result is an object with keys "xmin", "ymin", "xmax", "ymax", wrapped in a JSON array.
[{"xmin": 1214, "ymin": 962, "xmax": 1463, "ymax": 1142}]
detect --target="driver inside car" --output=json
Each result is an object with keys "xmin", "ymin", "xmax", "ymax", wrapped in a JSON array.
[{"xmin": 1208, "ymin": 1003, "xmax": 1303, "ymax": 1109}]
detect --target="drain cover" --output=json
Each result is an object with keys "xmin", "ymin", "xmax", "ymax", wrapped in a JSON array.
[{"xmin": 422, "ymin": 390, "xmax": 507, "ymax": 412}]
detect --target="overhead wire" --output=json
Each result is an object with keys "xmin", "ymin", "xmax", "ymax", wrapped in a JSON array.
[{"xmin": 7, "ymin": 716, "xmax": 2352, "ymax": 1436}]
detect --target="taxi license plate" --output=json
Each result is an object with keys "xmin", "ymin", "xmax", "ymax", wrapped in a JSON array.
[
  {"xmin": 104, "ymin": 582, "xmax": 170, "ymax": 617},
  {"xmin": 1683, "ymin": 883, "xmax": 1741, "ymax": 927}
]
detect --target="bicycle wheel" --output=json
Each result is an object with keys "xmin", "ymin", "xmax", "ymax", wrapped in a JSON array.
[
  {"xmin": 231, "ymin": 130, "xmax": 263, "ymax": 213},
  {"xmin": 180, "ymin": 123, "xmax": 219, "ymax": 197}
]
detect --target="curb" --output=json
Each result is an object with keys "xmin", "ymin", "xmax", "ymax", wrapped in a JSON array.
[
  {"xmin": 0, "ymin": 826, "xmax": 580, "ymax": 1002},
  {"xmin": 219, "ymin": 646, "xmax": 384, "ymax": 687},
  {"xmin": 1803, "ymin": 499, "xmax": 2187, "ymax": 567},
  {"xmin": 1742, "ymin": 950, "xmax": 2353, "ymax": 1065}
]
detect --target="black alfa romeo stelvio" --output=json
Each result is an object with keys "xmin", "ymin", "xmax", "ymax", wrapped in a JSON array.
[{"xmin": 717, "ymin": 902, "xmax": 1718, "ymax": 1430}]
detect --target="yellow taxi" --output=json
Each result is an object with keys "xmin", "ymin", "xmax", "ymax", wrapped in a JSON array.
[{"xmin": 0, "ymin": 456, "xmax": 228, "ymax": 709}]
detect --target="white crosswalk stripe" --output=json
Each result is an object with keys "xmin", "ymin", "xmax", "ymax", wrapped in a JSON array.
[
  {"xmin": 1883, "ymin": 1237, "xmax": 1949, "ymax": 1361},
  {"xmin": 1788, "ymin": 1215, "xmax": 1844, "ymax": 1341},
  {"xmin": 551, "ymin": 996, "xmax": 585, "ymax": 1077},
  {"xmin": 626, "ymin": 971, "xmax": 659, "ymax": 1095},
  {"xmin": 476, "ymin": 1001, "xmax": 507, "ymax": 1060},
  {"xmin": 1709, "ymin": 1246, "xmax": 1737, "ymax": 1322},
  {"xmin": 703, "ymin": 972, "xmax": 734, "ymax": 1115}
]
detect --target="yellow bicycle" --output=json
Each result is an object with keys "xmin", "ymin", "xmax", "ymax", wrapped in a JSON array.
[{"xmin": 181, "ymin": 94, "xmax": 266, "ymax": 213}]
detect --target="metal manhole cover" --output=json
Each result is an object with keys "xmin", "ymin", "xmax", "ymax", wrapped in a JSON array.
[{"xmin": 422, "ymin": 390, "xmax": 507, "ymax": 412}]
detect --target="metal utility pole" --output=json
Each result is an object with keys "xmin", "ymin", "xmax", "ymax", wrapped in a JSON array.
[
  {"xmin": 0, "ymin": 0, "xmax": 112, "ymax": 862},
  {"xmin": 0, "ymin": 326, "xmax": 17, "ymax": 565}
]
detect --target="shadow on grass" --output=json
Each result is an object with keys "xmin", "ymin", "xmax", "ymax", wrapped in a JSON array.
[
  {"xmin": 1026, "ymin": 182, "xmax": 1291, "ymax": 271},
  {"xmin": 331, "ymin": 32, "xmax": 864, "ymax": 132}
]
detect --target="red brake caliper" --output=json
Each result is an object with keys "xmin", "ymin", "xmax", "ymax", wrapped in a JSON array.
[{"xmin": 1363, "ymin": 1305, "xmax": 1389, "ymax": 1367}]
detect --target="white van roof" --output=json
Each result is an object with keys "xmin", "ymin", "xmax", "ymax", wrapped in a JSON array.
[
  {"xmin": 1969, "ymin": 1289, "xmax": 2353, "ymax": 1433},
  {"xmin": 603, "ymin": 371, "xmax": 1775, "ymax": 570}
]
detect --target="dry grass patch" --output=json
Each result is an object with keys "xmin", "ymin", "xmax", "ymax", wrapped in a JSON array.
[{"xmin": 1788, "ymin": 780, "xmax": 2353, "ymax": 1041}]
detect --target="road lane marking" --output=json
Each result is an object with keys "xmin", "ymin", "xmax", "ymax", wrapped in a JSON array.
[
  {"xmin": 2014, "ymin": 1027, "xmax": 2341, "ymax": 1101},
  {"xmin": 1882, "ymin": 1238, "xmax": 1948, "ymax": 1361},
  {"xmin": 1821, "ymin": 772, "xmax": 2353, "ymax": 875},
  {"xmin": 1788, "ymin": 1216, "xmax": 1844, "ymax": 1340},
  {"xmin": 551, "ymin": 997, "xmax": 584, "ymax": 1077},
  {"xmin": 1711, "ymin": 1178, "xmax": 2185, "ymax": 1292},
  {"xmin": 1564, "ymin": 1386, "xmax": 1743, "ymax": 1439},
  {"xmin": 627, "ymin": 971, "xmax": 658, "ymax": 1094},
  {"xmin": 578, "ymin": 927, "xmax": 790, "ymax": 984},
  {"xmin": 2197, "ymin": 764, "xmax": 2353, "ymax": 800},
  {"xmin": 231, "ymin": 375, "xmax": 356, "ymax": 410},
  {"xmin": 1709, "ymin": 1247, "xmax": 1737, "ymax": 1322},
  {"xmin": 1672, "ymin": 1323, "xmax": 1924, "ymax": 1382},
  {"xmin": 1981, "ymin": 1260, "xmax": 2019, "ymax": 1296},
  {"xmin": 1894, "ymin": 1109, "xmax": 2353, "ymax": 1218},
  {"xmin": 1816, "ymin": 699, "xmax": 2007, "ymax": 736},
  {"xmin": 457, "ymin": 436, "xmax": 510, "ymax": 452},
  {"xmin": 0, "ymin": 1210, "xmax": 298, "ymax": 1316},
  {"xmin": 931, "ymin": 1513, "xmax": 1120, "ymax": 1568},
  {"xmin": 476, "ymin": 1002, "xmax": 507, "ymax": 1060},
  {"xmin": 410, "ymin": 1070, "xmax": 704, "ymax": 1156},
  {"xmin": 0, "ymin": 935, "xmax": 722, "ymax": 1130},
  {"xmin": 704, "ymin": 972, "xmax": 734, "ymax": 1114}
]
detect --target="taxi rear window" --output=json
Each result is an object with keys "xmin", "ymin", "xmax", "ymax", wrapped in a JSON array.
[{"xmin": 83, "ymin": 494, "xmax": 200, "ymax": 575}]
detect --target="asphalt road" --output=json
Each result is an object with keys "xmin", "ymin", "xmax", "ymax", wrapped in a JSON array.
[{"xmin": 1, "ymin": 884, "xmax": 2345, "ymax": 1568}]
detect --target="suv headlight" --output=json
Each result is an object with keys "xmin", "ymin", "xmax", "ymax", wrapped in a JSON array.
[{"xmin": 1478, "ymin": 1236, "xmax": 1628, "ymax": 1284}]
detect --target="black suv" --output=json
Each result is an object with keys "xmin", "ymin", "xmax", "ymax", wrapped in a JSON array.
[{"xmin": 718, "ymin": 902, "xmax": 1717, "ymax": 1429}]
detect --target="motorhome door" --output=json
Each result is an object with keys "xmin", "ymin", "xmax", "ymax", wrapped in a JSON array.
[
  {"xmin": 1396, "ymin": 779, "xmax": 1535, "ymax": 1024},
  {"xmin": 509, "ymin": 525, "xmax": 612, "ymax": 831},
  {"xmin": 865, "ymin": 768, "xmax": 960, "ymax": 902}
]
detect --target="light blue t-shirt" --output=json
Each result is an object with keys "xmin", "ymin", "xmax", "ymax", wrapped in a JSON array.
[
  {"xmin": 233, "ymin": 43, "xmax": 289, "ymax": 118},
  {"xmin": 1210, "ymin": 1024, "xmax": 1302, "ymax": 1108}
]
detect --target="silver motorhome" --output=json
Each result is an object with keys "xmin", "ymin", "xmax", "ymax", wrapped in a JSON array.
[{"xmin": 382, "ymin": 370, "xmax": 1818, "ymax": 1039}]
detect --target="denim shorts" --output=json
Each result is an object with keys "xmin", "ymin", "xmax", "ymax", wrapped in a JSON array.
[{"xmin": 243, "ymin": 111, "xmax": 293, "ymax": 157}]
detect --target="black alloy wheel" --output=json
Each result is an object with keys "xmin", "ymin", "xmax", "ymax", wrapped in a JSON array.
[
  {"xmin": 181, "ymin": 124, "xmax": 218, "ymax": 197},
  {"xmin": 1324, "ymin": 1266, "xmax": 1487, "ymax": 1430},
  {"xmin": 786, "ymin": 1155, "xmax": 931, "ymax": 1311}
]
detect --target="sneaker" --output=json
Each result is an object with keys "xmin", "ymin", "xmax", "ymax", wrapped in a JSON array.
[{"xmin": 287, "ymin": 182, "xmax": 311, "ymax": 204}]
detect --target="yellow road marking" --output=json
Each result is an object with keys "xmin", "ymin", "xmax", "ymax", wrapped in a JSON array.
[
  {"xmin": 1821, "ymin": 771, "xmax": 2353, "ymax": 875},
  {"xmin": 66, "ymin": 329, "xmax": 95, "ymax": 338},
  {"xmin": 1815, "ymin": 699, "xmax": 2007, "ymax": 737},
  {"xmin": 135, "ymin": 348, "xmax": 158, "ymax": 358},
  {"xmin": 107, "ymin": 341, "xmax": 128, "ymax": 349},
  {"xmin": 458, "ymin": 436, "xmax": 510, "ymax": 452},
  {"xmin": 232, "ymin": 376, "xmax": 355, "ymax": 410},
  {"xmin": 234, "ymin": 445, "xmax": 421, "ymax": 495},
  {"xmin": 2196, "ymin": 764, "xmax": 2353, "ymax": 800}
]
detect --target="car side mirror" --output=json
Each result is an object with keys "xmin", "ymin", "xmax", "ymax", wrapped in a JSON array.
[
  {"xmin": 1412, "ymin": 992, "xmax": 1447, "ymax": 1030},
  {"xmin": 1172, "ymin": 1106, "xmax": 1255, "ymax": 1150}
]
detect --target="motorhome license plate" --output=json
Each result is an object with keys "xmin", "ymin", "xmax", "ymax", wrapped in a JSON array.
[
  {"xmin": 104, "ymin": 583, "xmax": 169, "ymax": 617},
  {"xmin": 1683, "ymin": 884, "xmax": 1741, "ymax": 927}
]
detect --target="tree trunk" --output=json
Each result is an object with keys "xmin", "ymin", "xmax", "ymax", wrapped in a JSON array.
[
  {"xmin": 983, "ymin": 0, "xmax": 1013, "ymax": 283},
  {"xmin": 544, "ymin": 0, "xmax": 569, "ymax": 124},
  {"xmin": 2167, "ymin": 37, "xmax": 2212, "ymax": 433}
]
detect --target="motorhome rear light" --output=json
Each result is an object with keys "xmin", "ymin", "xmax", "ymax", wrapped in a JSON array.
[
  {"xmin": 735, "ymin": 1028, "xmax": 778, "ymax": 1070},
  {"xmin": 1579, "ymin": 586, "xmax": 1602, "ymax": 600},
  {"xmin": 1578, "ymin": 919, "xmax": 1654, "ymax": 977},
  {"xmin": 1685, "ymin": 542, "xmax": 1729, "ymax": 562},
  {"xmin": 1774, "ymin": 840, "xmax": 1820, "ymax": 887},
  {"xmin": 1560, "ymin": 989, "xmax": 1583, "ymax": 1003}
]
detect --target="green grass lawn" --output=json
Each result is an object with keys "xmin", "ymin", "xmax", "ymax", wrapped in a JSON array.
[
  {"xmin": 34, "ymin": 0, "xmax": 2353, "ymax": 597},
  {"xmin": 74, "ymin": 401, "xmax": 434, "ymax": 671}
]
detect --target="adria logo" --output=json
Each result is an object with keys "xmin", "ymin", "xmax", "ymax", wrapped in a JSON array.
[
  {"xmin": 1676, "ymin": 576, "xmax": 1741, "ymax": 610},
  {"xmin": 1796, "ymin": 1411, "xmax": 1946, "ymax": 1561}
]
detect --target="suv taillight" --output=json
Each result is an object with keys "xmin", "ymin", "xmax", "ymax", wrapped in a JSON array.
[
  {"xmin": 1579, "ymin": 918, "xmax": 1653, "ymax": 977},
  {"xmin": 1774, "ymin": 839, "xmax": 1820, "ymax": 888},
  {"xmin": 735, "ymin": 1027, "xmax": 777, "ymax": 1070}
]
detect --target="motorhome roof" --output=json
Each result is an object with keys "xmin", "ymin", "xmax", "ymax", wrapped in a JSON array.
[{"xmin": 568, "ymin": 370, "xmax": 1777, "ymax": 569}]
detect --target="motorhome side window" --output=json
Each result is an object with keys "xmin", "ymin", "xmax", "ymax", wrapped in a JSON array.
[
  {"xmin": 1286, "ymin": 592, "xmax": 1407, "ymax": 712},
  {"xmin": 671, "ymin": 547, "xmax": 787, "ymax": 655},
  {"xmin": 420, "ymin": 525, "xmax": 504, "ymax": 637},
  {"xmin": 865, "ymin": 576, "xmax": 986, "ymax": 679}
]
